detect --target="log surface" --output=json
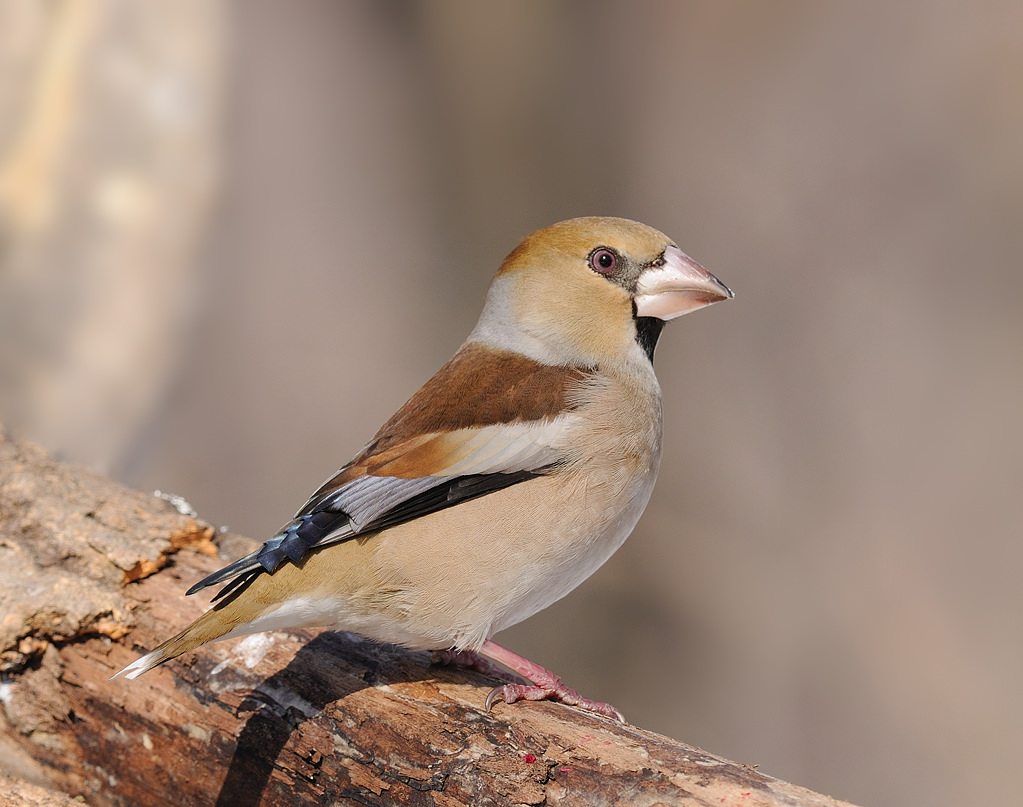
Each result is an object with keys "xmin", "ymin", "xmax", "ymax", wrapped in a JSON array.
[
  {"xmin": 0, "ymin": 775, "xmax": 80, "ymax": 807},
  {"xmin": 0, "ymin": 428, "xmax": 856, "ymax": 807}
]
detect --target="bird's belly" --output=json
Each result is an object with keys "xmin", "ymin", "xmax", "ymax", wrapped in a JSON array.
[
  {"xmin": 486, "ymin": 473, "xmax": 654, "ymax": 636},
  {"xmin": 367, "ymin": 464, "xmax": 659, "ymax": 650}
]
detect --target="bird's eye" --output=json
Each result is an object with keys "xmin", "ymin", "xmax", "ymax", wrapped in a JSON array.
[{"xmin": 588, "ymin": 248, "xmax": 618, "ymax": 274}]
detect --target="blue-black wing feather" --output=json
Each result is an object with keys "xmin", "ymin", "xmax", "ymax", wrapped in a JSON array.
[{"xmin": 186, "ymin": 469, "xmax": 543, "ymax": 598}]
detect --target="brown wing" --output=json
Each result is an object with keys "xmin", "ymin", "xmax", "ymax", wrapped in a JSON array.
[{"xmin": 186, "ymin": 345, "xmax": 593, "ymax": 597}]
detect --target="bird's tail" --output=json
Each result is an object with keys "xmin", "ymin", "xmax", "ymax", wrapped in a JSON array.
[{"xmin": 111, "ymin": 595, "xmax": 257, "ymax": 680}]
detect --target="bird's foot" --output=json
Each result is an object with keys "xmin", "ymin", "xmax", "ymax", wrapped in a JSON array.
[
  {"xmin": 477, "ymin": 639, "xmax": 626, "ymax": 722},
  {"xmin": 432, "ymin": 648, "xmax": 527, "ymax": 686},
  {"xmin": 485, "ymin": 679, "xmax": 625, "ymax": 722}
]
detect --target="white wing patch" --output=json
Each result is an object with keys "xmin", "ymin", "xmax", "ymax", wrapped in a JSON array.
[
  {"xmin": 437, "ymin": 418, "xmax": 573, "ymax": 476},
  {"xmin": 181, "ymin": 413, "xmax": 583, "ymax": 596},
  {"xmin": 313, "ymin": 414, "xmax": 578, "ymax": 531},
  {"xmin": 328, "ymin": 475, "xmax": 439, "ymax": 529}
]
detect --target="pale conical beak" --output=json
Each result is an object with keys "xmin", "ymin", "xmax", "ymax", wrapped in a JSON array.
[{"xmin": 634, "ymin": 245, "xmax": 734, "ymax": 320}]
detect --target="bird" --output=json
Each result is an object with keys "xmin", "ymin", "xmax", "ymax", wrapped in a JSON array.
[{"xmin": 114, "ymin": 216, "xmax": 733, "ymax": 721}]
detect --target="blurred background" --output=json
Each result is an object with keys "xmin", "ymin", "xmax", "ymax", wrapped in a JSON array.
[{"xmin": 2, "ymin": 1, "xmax": 1022, "ymax": 804}]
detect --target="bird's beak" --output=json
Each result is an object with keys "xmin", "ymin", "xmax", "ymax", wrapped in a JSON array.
[{"xmin": 634, "ymin": 246, "xmax": 734, "ymax": 320}]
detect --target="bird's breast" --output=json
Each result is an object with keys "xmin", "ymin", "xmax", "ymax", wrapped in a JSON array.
[{"xmin": 364, "ymin": 365, "xmax": 664, "ymax": 648}]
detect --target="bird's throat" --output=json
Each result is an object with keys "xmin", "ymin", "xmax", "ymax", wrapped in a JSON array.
[{"xmin": 633, "ymin": 316, "xmax": 665, "ymax": 363}]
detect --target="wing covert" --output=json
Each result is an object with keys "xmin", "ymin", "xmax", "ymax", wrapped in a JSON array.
[
  {"xmin": 186, "ymin": 416, "xmax": 578, "ymax": 596},
  {"xmin": 187, "ymin": 345, "xmax": 594, "ymax": 597}
]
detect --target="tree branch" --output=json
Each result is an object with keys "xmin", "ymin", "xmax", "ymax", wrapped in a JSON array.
[{"xmin": 0, "ymin": 427, "xmax": 856, "ymax": 807}]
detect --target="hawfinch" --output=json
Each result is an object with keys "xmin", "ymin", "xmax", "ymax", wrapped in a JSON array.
[{"xmin": 115, "ymin": 217, "xmax": 732, "ymax": 721}]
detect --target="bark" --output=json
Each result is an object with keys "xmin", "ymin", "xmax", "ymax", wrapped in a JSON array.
[
  {"xmin": 0, "ymin": 775, "xmax": 80, "ymax": 807},
  {"xmin": 0, "ymin": 427, "xmax": 857, "ymax": 807}
]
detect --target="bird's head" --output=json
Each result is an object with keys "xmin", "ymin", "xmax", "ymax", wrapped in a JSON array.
[{"xmin": 470, "ymin": 217, "xmax": 733, "ymax": 367}]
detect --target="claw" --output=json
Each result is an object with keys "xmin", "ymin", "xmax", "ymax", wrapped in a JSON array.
[
  {"xmin": 452, "ymin": 640, "xmax": 627, "ymax": 722},
  {"xmin": 485, "ymin": 681, "xmax": 626, "ymax": 722}
]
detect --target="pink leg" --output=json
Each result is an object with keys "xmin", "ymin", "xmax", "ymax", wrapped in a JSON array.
[
  {"xmin": 432, "ymin": 648, "xmax": 527, "ymax": 685},
  {"xmin": 478, "ymin": 640, "xmax": 625, "ymax": 722}
]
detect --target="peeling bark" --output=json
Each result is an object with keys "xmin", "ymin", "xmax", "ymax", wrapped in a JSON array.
[
  {"xmin": 0, "ymin": 428, "xmax": 857, "ymax": 807},
  {"xmin": 0, "ymin": 774, "xmax": 80, "ymax": 807}
]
